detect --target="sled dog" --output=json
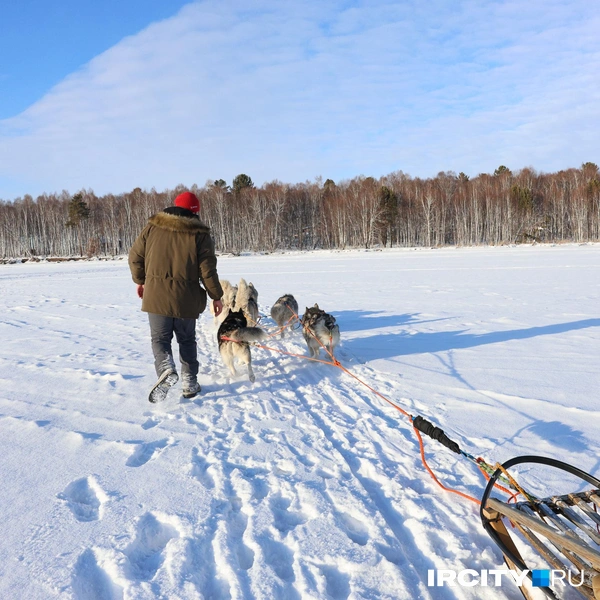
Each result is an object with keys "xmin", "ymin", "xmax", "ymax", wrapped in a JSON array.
[
  {"xmin": 270, "ymin": 294, "xmax": 299, "ymax": 337},
  {"xmin": 210, "ymin": 279, "xmax": 237, "ymax": 324},
  {"xmin": 217, "ymin": 309, "xmax": 266, "ymax": 382},
  {"xmin": 301, "ymin": 304, "xmax": 340, "ymax": 358},
  {"xmin": 234, "ymin": 278, "xmax": 259, "ymax": 325}
]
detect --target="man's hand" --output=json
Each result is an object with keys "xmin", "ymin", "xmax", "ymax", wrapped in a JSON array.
[
  {"xmin": 137, "ymin": 284, "xmax": 144, "ymax": 299},
  {"xmin": 213, "ymin": 299, "xmax": 223, "ymax": 317}
]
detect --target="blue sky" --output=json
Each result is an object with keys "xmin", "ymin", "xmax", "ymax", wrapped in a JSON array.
[
  {"xmin": 0, "ymin": 1, "xmax": 191, "ymax": 118},
  {"xmin": 1, "ymin": 0, "xmax": 599, "ymax": 200}
]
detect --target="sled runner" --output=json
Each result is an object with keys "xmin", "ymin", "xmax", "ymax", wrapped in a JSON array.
[{"xmin": 481, "ymin": 456, "xmax": 600, "ymax": 600}]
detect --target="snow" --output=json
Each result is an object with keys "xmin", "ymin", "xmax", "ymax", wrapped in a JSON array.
[{"xmin": 0, "ymin": 244, "xmax": 599, "ymax": 600}]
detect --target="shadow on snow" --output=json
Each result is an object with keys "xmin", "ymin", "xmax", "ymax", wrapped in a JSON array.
[{"xmin": 334, "ymin": 312, "xmax": 600, "ymax": 361}]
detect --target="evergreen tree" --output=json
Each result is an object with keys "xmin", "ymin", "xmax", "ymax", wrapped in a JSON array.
[
  {"xmin": 232, "ymin": 174, "xmax": 254, "ymax": 193},
  {"xmin": 213, "ymin": 179, "xmax": 229, "ymax": 190},
  {"xmin": 494, "ymin": 165, "xmax": 512, "ymax": 177},
  {"xmin": 511, "ymin": 185, "xmax": 534, "ymax": 211},
  {"xmin": 65, "ymin": 193, "xmax": 90, "ymax": 227},
  {"xmin": 378, "ymin": 186, "xmax": 398, "ymax": 247},
  {"xmin": 582, "ymin": 162, "xmax": 599, "ymax": 179},
  {"xmin": 65, "ymin": 193, "xmax": 90, "ymax": 256}
]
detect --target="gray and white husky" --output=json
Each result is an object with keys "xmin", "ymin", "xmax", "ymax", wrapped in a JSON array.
[
  {"xmin": 210, "ymin": 279, "xmax": 238, "ymax": 324},
  {"xmin": 301, "ymin": 304, "xmax": 340, "ymax": 358},
  {"xmin": 234, "ymin": 278, "xmax": 259, "ymax": 325},
  {"xmin": 270, "ymin": 294, "xmax": 299, "ymax": 337},
  {"xmin": 217, "ymin": 309, "xmax": 266, "ymax": 382}
]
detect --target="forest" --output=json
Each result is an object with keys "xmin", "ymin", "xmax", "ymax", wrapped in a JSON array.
[{"xmin": 1, "ymin": 164, "xmax": 599, "ymax": 259}]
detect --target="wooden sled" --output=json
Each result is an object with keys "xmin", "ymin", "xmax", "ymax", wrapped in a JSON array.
[{"xmin": 481, "ymin": 456, "xmax": 600, "ymax": 600}]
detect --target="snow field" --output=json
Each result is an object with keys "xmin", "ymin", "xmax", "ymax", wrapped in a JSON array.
[{"xmin": 0, "ymin": 245, "xmax": 599, "ymax": 599}]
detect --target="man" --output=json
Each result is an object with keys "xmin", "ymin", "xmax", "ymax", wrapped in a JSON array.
[{"xmin": 129, "ymin": 191, "xmax": 223, "ymax": 402}]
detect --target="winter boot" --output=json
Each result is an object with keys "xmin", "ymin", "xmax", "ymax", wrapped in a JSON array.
[
  {"xmin": 182, "ymin": 376, "xmax": 201, "ymax": 398},
  {"xmin": 149, "ymin": 369, "xmax": 179, "ymax": 403}
]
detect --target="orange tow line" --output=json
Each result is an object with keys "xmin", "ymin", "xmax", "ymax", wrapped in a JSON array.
[
  {"xmin": 224, "ymin": 309, "xmax": 519, "ymax": 506},
  {"xmin": 261, "ymin": 311, "xmax": 489, "ymax": 505}
]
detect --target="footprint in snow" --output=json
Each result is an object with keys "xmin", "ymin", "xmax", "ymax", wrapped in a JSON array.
[
  {"xmin": 190, "ymin": 448, "xmax": 215, "ymax": 489},
  {"xmin": 58, "ymin": 476, "xmax": 108, "ymax": 522},
  {"xmin": 141, "ymin": 416, "xmax": 160, "ymax": 430},
  {"xmin": 315, "ymin": 467, "xmax": 335, "ymax": 479},
  {"xmin": 320, "ymin": 564, "xmax": 351, "ymax": 600},
  {"xmin": 126, "ymin": 438, "xmax": 174, "ymax": 468},
  {"xmin": 124, "ymin": 512, "xmax": 180, "ymax": 581},
  {"xmin": 259, "ymin": 537, "xmax": 295, "ymax": 582},
  {"xmin": 71, "ymin": 548, "xmax": 123, "ymax": 600},
  {"xmin": 338, "ymin": 512, "xmax": 369, "ymax": 546},
  {"xmin": 269, "ymin": 494, "xmax": 306, "ymax": 533},
  {"xmin": 241, "ymin": 431, "xmax": 257, "ymax": 444},
  {"xmin": 272, "ymin": 459, "xmax": 296, "ymax": 477}
]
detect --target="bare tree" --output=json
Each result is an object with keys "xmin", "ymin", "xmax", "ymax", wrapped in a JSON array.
[{"xmin": 2, "ymin": 164, "xmax": 600, "ymax": 260}]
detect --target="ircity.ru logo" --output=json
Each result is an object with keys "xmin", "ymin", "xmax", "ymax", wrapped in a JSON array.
[{"xmin": 427, "ymin": 568, "xmax": 585, "ymax": 588}]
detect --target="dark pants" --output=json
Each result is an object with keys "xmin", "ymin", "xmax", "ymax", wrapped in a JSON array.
[{"xmin": 148, "ymin": 313, "xmax": 199, "ymax": 381}]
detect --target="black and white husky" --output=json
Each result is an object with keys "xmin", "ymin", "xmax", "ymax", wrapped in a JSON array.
[
  {"xmin": 217, "ymin": 309, "xmax": 266, "ymax": 382},
  {"xmin": 234, "ymin": 278, "xmax": 259, "ymax": 325},
  {"xmin": 301, "ymin": 304, "xmax": 340, "ymax": 358},
  {"xmin": 270, "ymin": 294, "xmax": 299, "ymax": 337}
]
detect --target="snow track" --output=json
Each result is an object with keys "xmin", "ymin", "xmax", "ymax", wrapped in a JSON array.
[{"xmin": 1, "ymin": 248, "xmax": 599, "ymax": 599}]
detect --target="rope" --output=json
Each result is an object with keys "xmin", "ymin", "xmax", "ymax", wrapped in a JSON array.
[
  {"xmin": 300, "ymin": 318, "xmax": 340, "ymax": 365},
  {"xmin": 254, "ymin": 334, "xmax": 489, "ymax": 505},
  {"xmin": 266, "ymin": 314, "xmax": 298, "ymax": 338},
  {"xmin": 462, "ymin": 452, "xmax": 520, "ymax": 491},
  {"xmin": 472, "ymin": 459, "xmax": 522, "ymax": 503},
  {"xmin": 411, "ymin": 424, "xmax": 481, "ymax": 505},
  {"xmin": 261, "ymin": 335, "xmax": 537, "ymax": 505},
  {"xmin": 495, "ymin": 463, "xmax": 538, "ymax": 504},
  {"xmin": 225, "ymin": 308, "xmax": 533, "ymax": 508},
  {"xmin": 286, "ymin": 312, "xmax": 530, "ymax": 504},
  {"xmin": 244, "ymin": 314, "xmax": 261, "ymax": 327}
]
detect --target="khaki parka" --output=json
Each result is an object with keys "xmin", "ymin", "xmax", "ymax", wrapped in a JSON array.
[{"xmin": 128, "ymin": 208, "xmax": 223, "ymax": 319}]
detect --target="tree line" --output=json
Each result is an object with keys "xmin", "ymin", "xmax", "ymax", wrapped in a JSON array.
[{"xmin": 1, "ymin": 164, "xmax": 599, "ymax": 259}]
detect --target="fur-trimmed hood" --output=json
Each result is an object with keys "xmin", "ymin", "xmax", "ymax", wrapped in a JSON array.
[{"xmin": 148, "ymin": 211, "xmax": 211, "ymax": 234}]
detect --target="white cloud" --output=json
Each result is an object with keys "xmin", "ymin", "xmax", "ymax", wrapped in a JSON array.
[{"xmin": 1, "ymin": 0, "xmax": 599, "ymax": 199}]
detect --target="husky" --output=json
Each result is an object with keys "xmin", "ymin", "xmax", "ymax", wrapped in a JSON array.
[
  {"xmin": 270, "ymin": 294, "xmax": 299, "ymax": 338},
  {"xmin": 217, "ymin": 309, "xmax": 266, "ymax": 382},
  {"xmin": 234, "ymin": 278, "xmax": 259, "ymax": 325},
  {"xmin": 210, "ymin": 279, "xmax": 237, "ymax": 324},
  {"xmin": 301, "ymin": 304, "xmax": 340, "ymax": 358}
]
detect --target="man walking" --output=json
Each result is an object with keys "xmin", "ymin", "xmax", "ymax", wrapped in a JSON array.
[{"xmin": 129, "ymin": 191, "xmax": 223, "ymax": 402}]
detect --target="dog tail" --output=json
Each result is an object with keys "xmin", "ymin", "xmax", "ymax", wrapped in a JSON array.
[
  {"xmin": 248, "ymin": 281, "xmax": 258, "ymax": 301},
  {"xmin": 229, "ymin": 327, "xmax": 267, "ymax": 343},
  {"xmin": 221, "ymin": 280, "xmax": 238, "ymax": 306},
  {"xmin": 324, "ymin": 314, "xmax": 337, "ymax": 330},
  {"xmin": 234, "ymin": 278, "xmax": 251, "ymax": 311}
]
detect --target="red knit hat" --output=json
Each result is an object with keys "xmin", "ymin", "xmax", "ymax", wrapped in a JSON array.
[{"xmin": 174, "ymin": 191, "xmax": 200, "ymax": 213}]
